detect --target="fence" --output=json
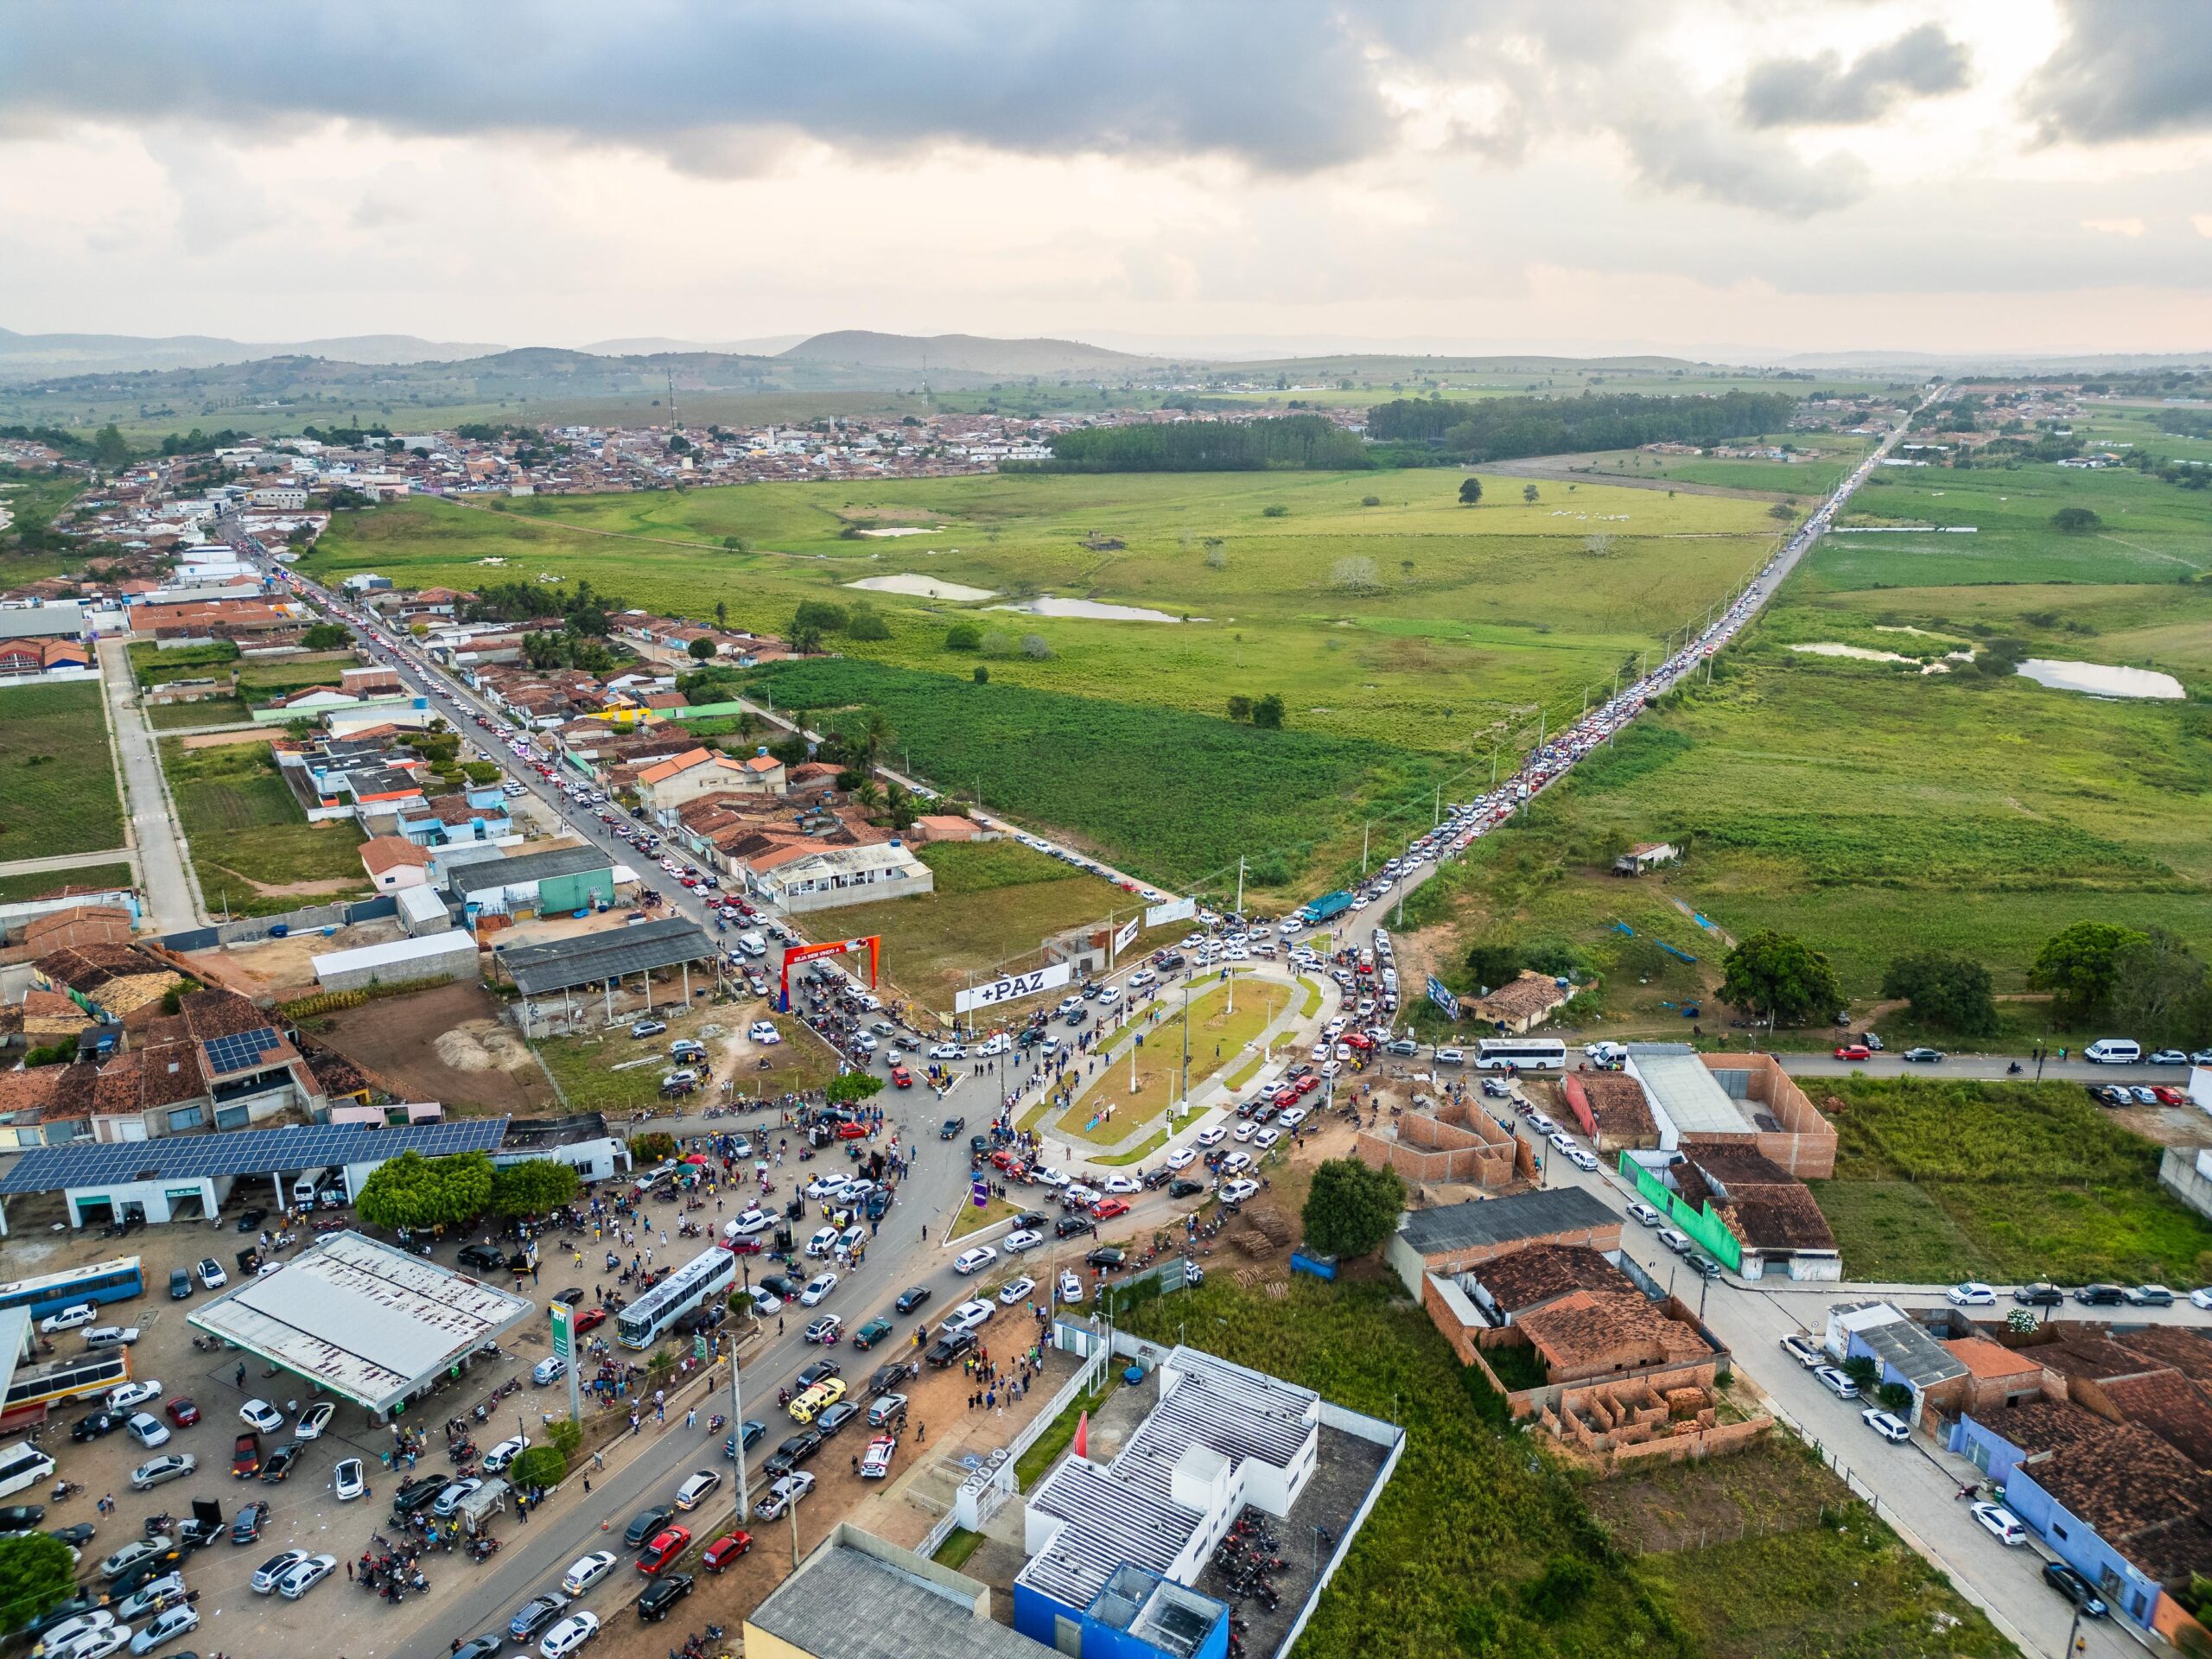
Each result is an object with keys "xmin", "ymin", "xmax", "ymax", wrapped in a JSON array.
[{"xmin": 157, "ymin": 893, "xmax": 399, "ymax": 952}]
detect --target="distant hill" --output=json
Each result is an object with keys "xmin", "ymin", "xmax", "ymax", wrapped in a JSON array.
[
  {"xmin": 780, "ymin": 330, "xmax": 1160, "ymax": 378},
  {"xmin": 0, "ymin": 327, "xmax": 503, "ymax": 380},
  {"xmin": 583, "ymin": 334, "xmax": 810, "ymax": 357}
]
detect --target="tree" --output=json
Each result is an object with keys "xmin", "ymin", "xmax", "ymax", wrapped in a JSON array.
[
  {"xmin": 792, "ymin": 600, "xmax": 848, "ymax": 636},
  {"xmin": 511, "ymin": 1445, "xmax": 566, "ymax": 1491},
  {"xmin": 1881, "ymin": 952, "xmax": 1999, "ymax": 1037},
  {"xmin": 1330, "ymin": 556, "xmax": 1381, "ymax": 593},
  {"xmin": 1522, "ymin": 483, "xmax": 1540, "ymax": 505},
  {"xmin": 92, "ymin": 423, "xmax": 130, "ymax": 470},
  {"xmin": 826, "ymin": 1072, "xmax": 885, "ymax": 1104},
  {"xmin": 713, "ymin": 599, "xmax": 728, "ymax": 629},
  {"xmin": 545, "ymin": 1418, "xmax": 582, "ymax": 1460},
  {"xmin": 847, "ymin": 604, "xmax": 892, "ymax": 641},
  {"xmin": 789, "ymin": 619, "xmax": 825, "ymax": 654},
  {"xmin": 973, "ymin": 665, "xmax": 989, "ymax": 683},
  {"xmin": 1768, "ymin": 501, "xmax": 1798, "ymax": 521},
  {"xmin": 1719, "ymin": 931, "xmax": 1841, "ymax": 1027},
  {"xmin": 2029, "ymin": 921, "xmax": 2148, "ymax": 1022},
  {"xmin": 1225, "ymin": 695, "xmax": 1253, "ymax": 722},
  {"xmin": 1301, "ymin": 1158, "xmax": 1406, "ymax": 1258},
  {"xmin": 1020, "ymin": 633, "xmax": 1052, "ymax": 659},
  {"xmin": 489, "ymin": 1158, "xmax": 582, "ymax": 1218},
  {"xmin": 629, "ymin": 1131, "xmax": 677, "ymax": 1163},
  {"xmin": 687, "ymin": 636, "xmax": 717, "ymax": 662},
  {"xmin": 0, "ymin": 1535, "xmax": 78, "ymax": 1630},
  {"xmin": 1876, "ymin": 1381, "xmax": 1914, "ymax": 1415},
  {"xmin": 2111, "ymin": 929, "xmax": 2209, "ymax": 1044},
  {"xmin": 1841, "ymin": 1354, "xmax": 1879, "ymax": 1391},
  {"xmin": 2050, "ymin": 506, "xmax": 2102, "ymax": 534},
  {"xmin": 882, "ymin": 782, "xmax": 918, "ymax": 831},
  {"xmin": 1459, "ymin": 476, "xmax": 1483, "ymax": 505},
  {"xmin": 944, "ymin": 622, "xmax": 982, "ymax": 652},
  {"xmin": 646, "ymin": 1348, "xmax": 677, "ymax": 1386},
  {"xmin": 1250, "ymin": 693, "xmax": 1285, "ymax": 729},
  {"xmin": 302, "ymin": 622, "xmax": 348, "ymax": 650},
  {"xmin": 353, "ymin": 1150, "xmax": 494, "ymax": 1233},
  {"xmin": 1464, "ymin": 941, "xmax": 1525, "ymax": 992}
]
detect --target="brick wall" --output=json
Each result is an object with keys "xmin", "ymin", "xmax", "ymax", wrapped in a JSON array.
[{"xmin": 1702, "ymin": 1052, "xmax": 1836, "ymax": 1178}]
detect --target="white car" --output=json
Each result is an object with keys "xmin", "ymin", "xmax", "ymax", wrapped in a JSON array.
[
  {"xmin": 52, "ymin": 1623, "xmax": 131, "ymax": 1659},
  {"xmin": 295, "ymin": 1401, "xmax": 334, "ymax": 1440},
  {"xmin": 31, "ymin": 1611, "xmax": 116, "ymax": 1655},
  {"xmin": 675, "ymin": 1470, "xmax": 721, "ymax": 1510},
  {"xmin": 483, "ymin": 1433, "xmax": 530, "ymax": 1472},
  {"xmin": 805, "ymin": 1225, "xmax": 840, "ymax": 1257},
  {"xmin": 197, "ymin": 1258, "xmax": 227, "ymax": 1290},
  {"xmin": 127, "ymin": 1455, "xmax": 193, "ymax": 1491},
  {"xmin": 747, "ymin": 1021, "xmax": 783, "ymax": 1046},
  {"xmin": 1946, "ymin": 1282, "xmax": 1997, "ymax": 1307},
  {"xmin": 1778, "ymin": 1334, "xmax": 1824, "ymax": 1369},
  {"xmin": 538, "ymin": 1611, "xmax": 601, "ymax": 1659},
  {"xmin": 1164, "ymin": 1147, "xmax": 1196, "ymax": 1171},
  {"xmin": 800, "ymin": 1273, "xmax": 838, "ymax": 1306},
  {"xmin": 1434, "ymin": 1046, "xmax": 1466, "ymax": 1065},
  {"xmin": 1233, "ymin": 1122, "xmax": 1258, "ymax": 1143},
  {"xmin": 1056, "ymin": 1269, "xmax": 1084, "ymax": 1305},
  {"xmin": 128, "ymin": 1606, "xmax": 198, "ymax": 1656},
  {"xmin": 1566, "ymin": 1148, "xmax": 1599, "ymax": 1173},
  {"xmin": 954, "ymin": 1247, "xmax": 997, "ymax": 1275},
  {"xmin": 1969, "ymin": 1502, "xmax": 2027, "ymax": 1546},
  {"xmin": 113, "ymin": 1575, "xmax": 186, "ymax": 1619},
  {"xmin": 124, "ymin": 1413, "xmax": 168, "ymax": 1448},
  {"xmin": 105, "ymin": 1380, "xmax": 162, "ymax": 1413},
  {"xmin": 804, "ymin": 1174, "xmax": 849, "ymax": 1200},
  {"xmin": 1101, "ymin": 1173, "xmax": 1141, "ymax": 1195},
  {"xmin": 1063, "ymin": 1183, "xmax": 1099, "ymax": 1208},
  {"xmin": 1196, "ymin": 1126, "xmax": 1226, "ymax": 1148},
  {"xmin": 1219, "ymin": 1178, "xmax": 1261, "ymax": 1205},
  {"xmin": 1220, "ymin": 1151, "xmax": 1254, "ymax": 1174},
  {"xmin": 728, "ymin": 1207, "xmax": 772, "ymax": 1236},
  {"xmin": 334, "ymin": 1458, "xmax": 366, "ymax": 1501},
  {"xmin": 238, "ymin": 1398, "xmax": 283, "ymax": 1433},
  {"xmin": 1626, "ymin": 1202, "xmax": 1662, "ymax": 1228},
  {"xmin": 750, "ymin": 1287, "xmax": 785, "ymax": 1316},
  {"xmin": 1255, "ymin": 1128, "xmax": 1283, "ymax": 1151},
  {"xmin": 1032, "ymin": 1166, "xmax": 1069, "ymax": 1188},
  {"xmin": 39, "ymin": 1303, "xmax": 95, "ymax": 1335},
  {"xmin": 1277, "ymin": 1107, "xmax": 1307, "ymax": 1128},
  {"xmin": 998, "ymin": 1275, "xmax": 1038, "ymax": 1306},
  {"xmin": 1861, "ymin": 1408, "xmax": 1911, "ymax": 1443},
  {"xmin": 929, "ymin": 1042, "xmax": 964, "ymax": 1061},
  {"xmin": 533, "ymin": 1356, "xmax": 568, "ymax": 1386},
  {"xmin": 275, "ymin": 1554, "xmax": 337, "ymax": 1600},
  {"xmin": 561, "ymin": 1550, "xmax": 619, "ymax": 1596},
  {"xmin": 755, "ymin": 1471, "xmax": 814, "ymax": 1521},
  {"xmin": 1003, "ymin": 1229, "xmax": 1045, "ymax": 1254},
  {"xmin": 1813, "ymin": 1366, "xmax": 1859, "ymax": 1399},
  {"xmin": 252, "ymin": 1549, "xmax": 313, "ymax": 1593},
  {"xmin": 2190, "ymin": 1287, "xmax": 2212, "ymax": 1311},
  {"xmin": 944, "ymin": 1299, "xmax": 995, "ymax": 1335}
]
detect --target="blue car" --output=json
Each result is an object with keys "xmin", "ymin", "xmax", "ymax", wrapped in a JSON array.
[{"xmin": 724, "ymin": 1419, "xmax": 767, "ymax": 1459}]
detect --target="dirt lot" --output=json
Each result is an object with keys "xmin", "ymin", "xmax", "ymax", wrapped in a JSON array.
[
  {"xmin": 181, "ymin": 917, "xmax": 410, "ymax": 1001},
  {"xmin": 307, "ymin": 980, "xmax": 556, "ymax": 1114}
]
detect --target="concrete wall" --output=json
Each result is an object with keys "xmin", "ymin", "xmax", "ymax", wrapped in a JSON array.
[
  {"xmin": 1701, "ymin": 1052, "xmax": 1836, "ymax": 1179},
  {"xmin": 2158, "ymin": 1145, "xmax": 2212, "ymax": 1220},
  {"xmin": 1355, "ymin": 1100, "xmax": 1528, "ymax": 1190},
  {"xmin": 1623, "ymin": 1155, "xmax": 1744, "ymax": 1271}
]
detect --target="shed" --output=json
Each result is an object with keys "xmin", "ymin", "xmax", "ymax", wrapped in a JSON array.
[{"xmin": 310, "ymin": 930, "xmax": 478, "ymax": 994}]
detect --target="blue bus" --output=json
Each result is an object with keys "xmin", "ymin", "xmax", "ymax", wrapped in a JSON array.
[{"xmin": 0, "ymin": 1257, "xmax": 144, "ymax": 1319}]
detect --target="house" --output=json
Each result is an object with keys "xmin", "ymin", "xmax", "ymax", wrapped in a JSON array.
[
  {"xmin": 32, "ymin": 944, "xmax": 181, "ymax": 1024},
  {"xmin": 1516, "ymin": 1288, "xmax": 1716, "ymax": 1383},
  {"xmin": 747, "ymin": 1526, "xmax": 1054, "ymax": 1659},
  {"xmin": 1822, "ymin": 1301, "xmax": 1967, "ymax": 1415},
  {"xmin": 1386, "ymin": 1187, "xmax": 1621, "ymax": 1297},
  {"xmin": 1612, "ymin": 842, "xmax": 1681, "ymax": 875},
  {"xmin": 393, "ymin": 789, "xmax": 514, "ymax": 849},
  {"xmin": 1468, "ymin": 969, "xmax": 1571, "ymax": 1034},
  {"xmin": 86, "ymin": 987, "xmax": 323, "ymax": 1140},
  {"xmin": 744, "ymin": 838, "xmax": 932, "ymax": 914},
  {"xmin": 1464, "ymin": 1242, "xmax": 1635, "ymax": 1325},
  {"xmin": 1619, "ymin": 1045, "xmax": 1835, "ymax": 1177},
  {"xmin": 446, "ymin": 843, "xmax": 623, "ymax": 917},
  {"xmin": 360, "ymin": 836, "xmax": 435, "ymax": 891},
  {"xmin": 634, "ymin": 746, "xmax": 787, "ymax": 822},
  {"xmin": 1669, "ymin": 1146, "xmax": 1840, "ymax": 1281}
]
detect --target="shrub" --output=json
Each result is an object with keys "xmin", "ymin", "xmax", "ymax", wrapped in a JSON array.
[
  {"xmin": 1262, "ymin": 504, "xmax": 1290, "ymax": 518},
  {"xmin": 944, "ymin": 622, "xmax": 982, "ymax": 652},
  {"xmin": 2050, "ymin": 506, "xmax": 2102, "ymax": 534}
]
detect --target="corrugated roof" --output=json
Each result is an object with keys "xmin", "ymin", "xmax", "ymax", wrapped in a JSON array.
[
  {"xmin": 1859, "ymin": 1319, "xmax": 1969, "ymax": 1389},
  {"xmin": 446, "ymin": 842, "xmax": 611, "ymax": 899},
  {"xmin": 499, "ymin": 916, "xmax": 717, "ymax": 995},
  {"xmin": 1629, "ymin": 1044, "xmax": 1753, "ymax": 1137},
  {"xmin": 1397, "ymin": 1187, "xmax": 1618, "ymax": 1256},
  {"xmin": 749, "ymin": 1540, "xmax": 1049, "ymax": 1659}
]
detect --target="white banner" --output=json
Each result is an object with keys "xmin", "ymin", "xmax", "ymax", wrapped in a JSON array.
[
  {"xmin": 1144, "ymin": 895, "xmax": 1196, "ymax": 929},
  {"xmin": 955, "ymin": 960, "xmax": 1072, "ymax": 1014},
  {"xmin": 1113, "ymin": 915, "xmax": 1141, "ymax": 956}
]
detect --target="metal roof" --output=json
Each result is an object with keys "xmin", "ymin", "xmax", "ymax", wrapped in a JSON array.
[
  {"xmin": 446, "ymin": 842, "xmax": 612, "ymax": 899},
  {"xmin": 1018, "ymin": 1345, "xmax": 1319, "ymax": 1614},
  {"xmin": 0, "ymin": 1117, "xmax": 509, "ymax": 1195},
  {"xmin": 1395, "ymin": 1186, "xmax": 1618, "ymax": 1256},
  {"xmin": 1627, "ymin": 1043, "xmax": 1753, "ymax": 1137},
  {"xmin": 0, "ymin": 604, "xmax": 86, "ymax": 639},
  {"xmin": 1859, "ymin": 1318, "xmax": 1970, "ymax": 1390},
  {"xmin": 499, "ymin": 917, "xmax": 716, "ymax": 995},
  {"xmin": 187, "ymin": 1230, "xmax": 535, "ymax": 1411}
]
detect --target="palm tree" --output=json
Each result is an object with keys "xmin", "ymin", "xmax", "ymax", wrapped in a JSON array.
[{"xmin": 851, "ymin": 779, "xmax": 885, "ymax": 817}]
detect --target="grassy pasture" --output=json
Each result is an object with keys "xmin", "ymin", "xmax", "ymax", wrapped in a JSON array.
[
  {"xmin": 0, "ymin": 681, "xmax": 123, "ymax": 859},
  {"xmin": 160, "ymin": 736, "xmax": 370, "ymax": 910}
]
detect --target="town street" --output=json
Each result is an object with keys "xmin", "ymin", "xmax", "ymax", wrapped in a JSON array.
[{"xmin": 95, "ymin": 636, "xmax": 203, "ymax": 931}]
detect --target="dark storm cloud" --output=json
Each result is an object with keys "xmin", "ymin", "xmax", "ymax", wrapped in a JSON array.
[
  {"xmin": 2025, "ymin": 0, "xmax": 2212, "ymax": 143},
  {"xmin": 1619, "ymin": 111, "xmax": 1867, "ymax": 218},
  {"xmin": 0, "ymin": 1, "xmax": 1396, "ymax": 174},
  {"xmin": 1740, "ymin": 23, "xmax": 1971, "ymax": 128}
]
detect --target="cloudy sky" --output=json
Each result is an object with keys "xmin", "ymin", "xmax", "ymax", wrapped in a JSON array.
[{"xmin": 1, "ymin": 0, "xmax": 2206, "ymax": 359}]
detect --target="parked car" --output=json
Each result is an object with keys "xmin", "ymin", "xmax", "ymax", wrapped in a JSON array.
[
  {"xmin": 538, "ymin": 1611, "xmax": 601, "ymax": 1659},
  {"xmin": 2123, "ymin": 1284, "xmax": 2175, "ymax": 1307},
  {"xmin": 1860, "ymin": 1408, "xmax": 1910, "ymax": 1443},
  {"xmin": 2012, "ymin": 1282, "xmax": 2064, "ymax": 1306},
  {"xmin": 637, "ymin": 1571, "xmax": 694, "ymax": 1621},
  {"xmin": 954, "ymin": 1247, "xmax": 997, "ymax": 1275},
  {"xmin": 1778, "ymin": 1334, "xmax": 1823, "ymax": 1368},
  {"xmin": 636, "ymin": 1525, "xmax": 690, "ymax": 1574},
  {"xmin": 561, "ymin": 1550, "xmax": 620, "ymax": 1596},
  {"xmin": 1969, "ymin": 1502, "xmax": 2027, "ymax": 1546},
  {"xmin": 702, "ymin": 1532, "xmax": 753, "ymax": 1573},
  {"xmin": 1946, "ymin": 1282, "xmax": 1996, "ymax": 1306},
  {"xmin": 2043, "ymin": 1562, "xmax": 2108, "ymax": 1618},
  {"xmin": 674, "ymin": 1471, "xmax": 721, "ymax": 1511},
  {"xmin": 754, "ymin": 1472, "xmax": 815, "ymax": 1521},
  {"xmin": 1813, "ymin": 1367, "xmax": 1859, "ymax": 1400},
  {"xmin": 2074, "ymin": 1283, "xmax": 2126, "ymax": 1306}
]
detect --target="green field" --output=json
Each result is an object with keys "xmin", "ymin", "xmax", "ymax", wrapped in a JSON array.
[
  {"xmin": 1540, "ymin": 433, "xmax": 1873, "ymax": 498},
  {"xmin": 536, "ymin": 1007, "xmax": 837, "ymax": 1113},
  {"xmin": 148, "ymin": 696, "xmax": 251, "ymax": 729},
  {"xmin": 1065, "ymin": 976, "xmax": 1291, "ymax": 1144},
  {"xmin": 1810, "ymin": 1077, "xmax": 2212, "ymax": 1284},
  {"xmin": 0, "ymin": 681, "xmax": 124, "ymax": 860},
  {"xmin": 820, "ymin": 839, "xmax": 1135, "ymax": 1011},
  {"xmin": 0, "ymin": 861, "xmax": 135, "ymax": 906},
  {"xmin": 159, "ymin": 736, "xmax": 370, "ymax": 912},
  {"xmin": 1399, "ymin": 454, "xmax": 2212, "ymax": 1018},
  {"xmin": 305, "ymin": 471, "xmax": 1783, "ymax": 759}
]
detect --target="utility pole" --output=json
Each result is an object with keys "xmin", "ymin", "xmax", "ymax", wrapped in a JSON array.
[
  {"xmin": 729, "ymin": 1332, "xmax": 749, "ymax": 1522},
  {"xmin": 1234, "ymin": 856, "xmax": 1244, "ymax": 918},
  {"xmin": 1360, "ymin": 824, "xmax": 1369, "ymax": 876}
]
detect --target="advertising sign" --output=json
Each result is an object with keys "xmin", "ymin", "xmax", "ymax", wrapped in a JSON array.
[
  {"xmin": 954, "ymin": 960, "xmax": 1072, "ymax": 1014},
  {"xmin": 547, "ymin": 1300, "xmax": 571, "ymax": 1363},
  {"xmin": 1145, "ymin": 895, "xmax": 1197, "ymax": 929},
  {"xmin": 971, "ymin": 1178, "xmax": 991, "ymax": 1210},
  {"xmin": 1427, "ymin": 976, "xmax": 1461, "ymax": 1020},
  {"xmin": 1113, "ymin": 915, "xmax": 1141, "ymax": 956}
]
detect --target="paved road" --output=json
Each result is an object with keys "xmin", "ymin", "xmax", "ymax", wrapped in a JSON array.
[
  {"xmin": 96, "ymin": 636, "xmax": 203, "ymax": 931},
  {"xmin": 0, "ymin": 848, "xmax": 136, "ymax": 877},
  {"xmin": 1776, "ymin": 1052, "xmax": 2195, "ymax": 1086}
]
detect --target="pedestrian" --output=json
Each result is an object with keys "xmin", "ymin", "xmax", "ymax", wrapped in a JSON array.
[
  {"xmin": 346, "ymin": 1559, "xmax": 355, "ymax": 1581},
  {"xmin": 518, "ymin": 1501, "xmax": 528, "ymax": 1524},
  {"xmin": 686, "ymin": 1408, "xmax": 696, "ymax": 1430},
  {"xmin": 582, "ymin": 1477, "xmax": 591, "ymax": 1494}
]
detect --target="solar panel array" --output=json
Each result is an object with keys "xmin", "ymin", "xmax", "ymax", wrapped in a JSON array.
[
  {"xmin": 201, "ymin": 1026, "xmax": 283, "ymax": 1075},
  {"xmin": 0, "ymin": 1116, "xmax": 512, "ymax": 1195},
  {"xmin": 502, "ymin": 917, "xmax": 716, "ymax": 995}
]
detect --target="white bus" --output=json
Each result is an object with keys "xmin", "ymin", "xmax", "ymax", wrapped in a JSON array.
[
  {"xmin": 615, "ymin": 1247, "xmax": 737, "ymax": 1351},
  {"xmin": 1475, "ymin": 1038, "xmax": 1568, "ymax": 1073},
  {"xmin": 0, "ymin": 1440, "xmax": 55, "ymax": 1500}
]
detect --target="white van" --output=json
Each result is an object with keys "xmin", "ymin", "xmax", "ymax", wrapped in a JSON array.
[
  {"xmin": 734, "ymin": 931, "xmax": 767, "ymax": 959},
  {"xmin": 2084, "ymin": 1039, "xmax": 2141, "ymax": 1065}
]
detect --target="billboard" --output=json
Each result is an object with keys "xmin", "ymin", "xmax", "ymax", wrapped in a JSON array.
[
  {"xmin": 954, "ymin": 960, "xmax": 1072, "ymax": 1014},
  {"xmin": 1145, "ymin": 895, "xmax": 1197, "ymax": 929},
  {"xmin": 547, "ymin": 1300, "xmax": 572, "ymax": 1363},
  {"xmin": 1427, "ymin": 976, "xmax": 1461, "ymax": 1020},
  {"xmin": 1113, "ymin": 915, "xmax": 1141, "ymax": 956}
]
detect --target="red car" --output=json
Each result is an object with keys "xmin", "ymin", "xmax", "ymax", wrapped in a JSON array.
[
  {"xmin": 1344, "ymin": 1033, "xmax": 1375, "ymax": 1052},
  {"xmin": 1091, "ymin": 1198, "xmax": 1131, "ymax": 1221},
  {"xmin": 890, "ymin": 1065, "xmax": 913, "ymax": 1090},
  {"xmin": 2154, "ymin": 1086, "xmax": 2187, "ymax": 1106},
  {"xmin": 1292, "ymin": 1075, "xmax": 1321, "ymax": 1098},
  {"xmin": 989, "ymin": 1149, "xmax": 1016, "ymax": 1171},
  {"xmin": 574, "ymin": 1306, "xmax": 607, "ymax": 1333},
  {"xmin": 1833, "ymin": 1044, "xmax": 1872, "ymax": 1061},
  {"xmin": 835, "ymin": 1122, "xmax": 868, "ymax": 1141},
  {"xmin": 166, "ymin": 1396, "xmax": 200, "ymax": 1427},
  {"xmin": 702, "ymin": 1531, "xmax": 753, "ymax": 1573},
  {"xmin": 638, "ymin": 1524, "xmax": 691, "ymax": 1575},
  {"xmin": 232, "ymin": 1433, "xmax": 261, "ymax": 1478}
]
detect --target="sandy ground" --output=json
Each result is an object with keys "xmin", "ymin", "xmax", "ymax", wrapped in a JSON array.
[
  {"xmin": 181, "ymin": 917, "xmax": 410, "ymax": 998},
  {"xmin": 308, "ymin": 980, "xmax": 556, "ymax": 1114}
]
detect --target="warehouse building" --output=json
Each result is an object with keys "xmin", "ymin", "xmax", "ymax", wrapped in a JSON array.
[
  {"xmin": 309, "ymin": 929, "xmax": 478, "ymax": 993},
  {"xmin": 747, "ymin": 1525, "xmax": 1053, "ymax": 1659},
  {"xmin": 447, "ymin": 843, "xmax": 628, "ymax": 917},
  {"xmin": 493, "ymin": 916, "xmax": 721, "ymax": 1036}
]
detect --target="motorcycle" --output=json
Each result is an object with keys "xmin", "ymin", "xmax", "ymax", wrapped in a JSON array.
[{"xmin": 50, "ymin": 1480, "xmax": 82, "ymax": 1501}]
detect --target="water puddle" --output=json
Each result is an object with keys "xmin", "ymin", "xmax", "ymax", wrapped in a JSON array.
[
  {"xmin": 2015, "ymin": 659, "xmax": 2184, "ymax": 700},
  {"xmin": 990, "ymin": 599, "xmax": 1199, "ymax": 623},
  {"xmin": 842, "ymin": 575, "xmax": 997, "ymax": 601}
]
